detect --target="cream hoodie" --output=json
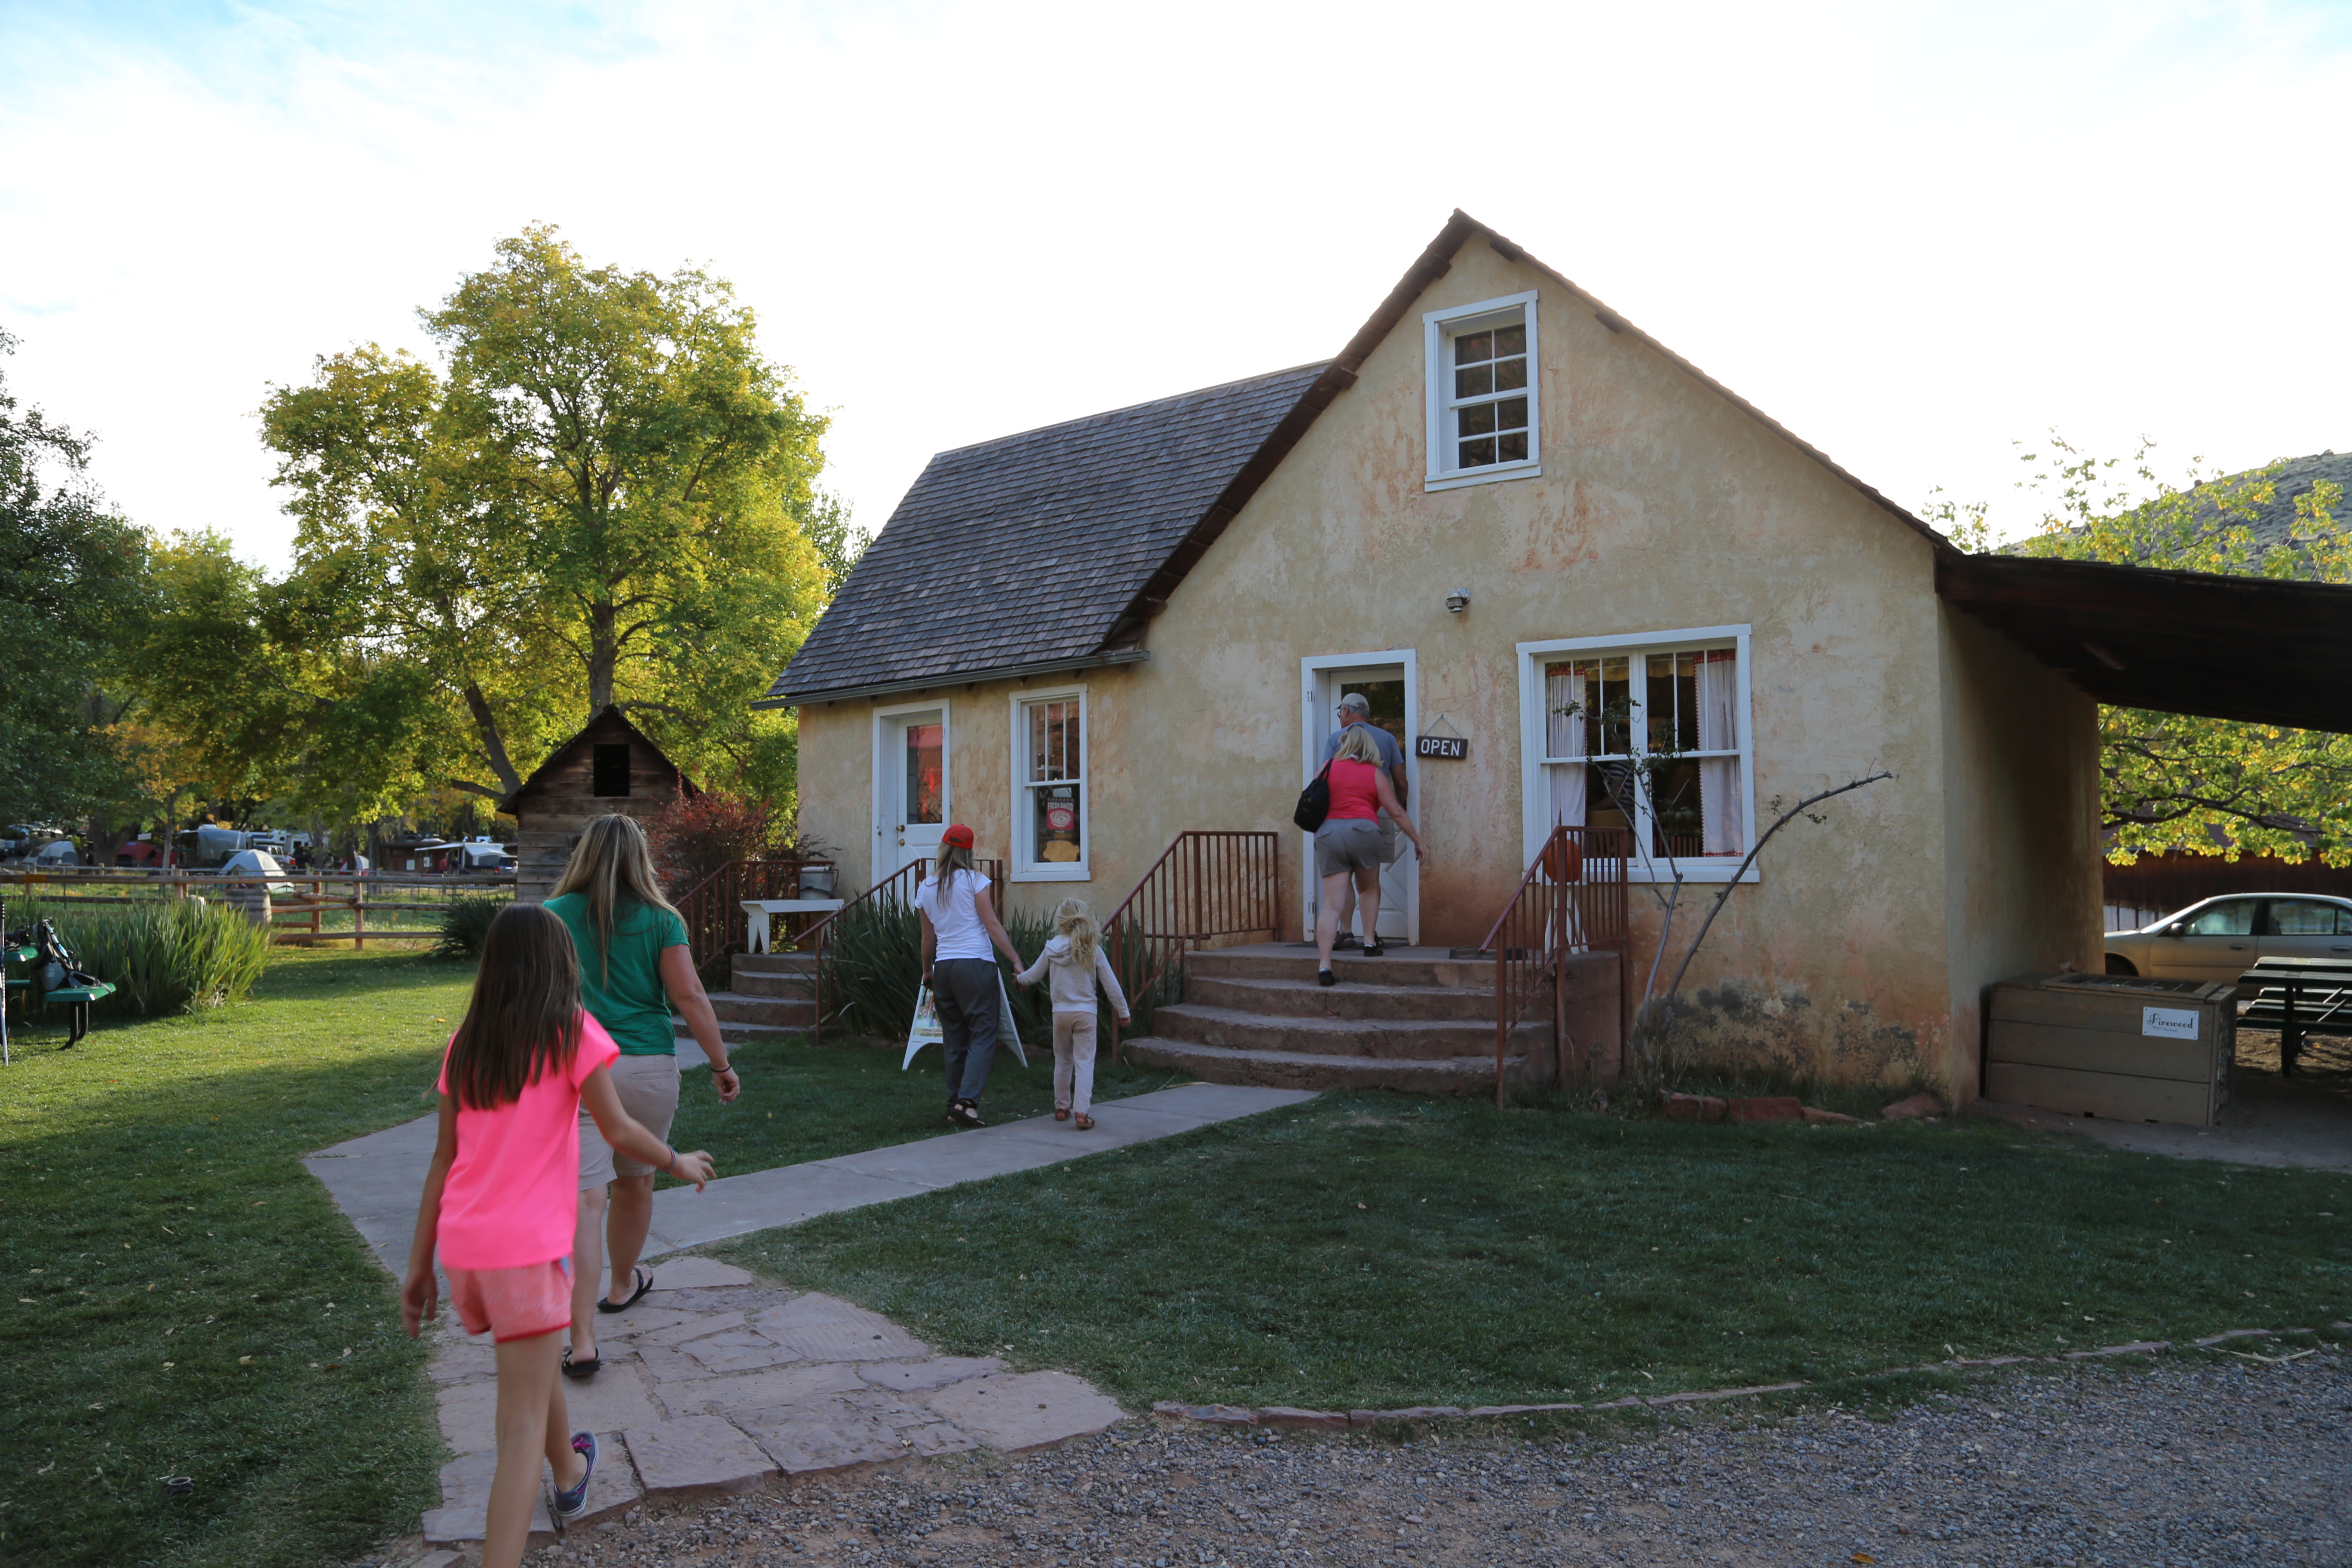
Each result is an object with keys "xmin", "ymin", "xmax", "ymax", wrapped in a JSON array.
[{"xmin": 1016, "ymin": 935, "xmax": 1131, "ymax": 1017}]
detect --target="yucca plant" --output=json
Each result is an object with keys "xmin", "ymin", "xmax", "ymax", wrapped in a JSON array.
[
  {"xmin": 26, "ymin": 897, "xmax": 273, "ymax": 1014},
  {"xmin": 431, "ymin": 893, "xmax": 511, "ymax": 960}
]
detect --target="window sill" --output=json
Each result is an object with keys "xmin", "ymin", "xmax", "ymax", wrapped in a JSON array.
[
  {"xmin": 1628, "ymin": 860, "xmax": 1758, "ymax": 885},
  {"xmin": 1009, "ymin": 864, "xmax": 1092, "ymax": 883},
  {"xmin": 1425, "ymin": 461, "xmax": 1541, "ymax": 494}
]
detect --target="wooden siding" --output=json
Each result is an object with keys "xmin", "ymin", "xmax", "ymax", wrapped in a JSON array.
[{"xmin": 508, "ymin": 713, "xmax": 688, "ymax": 904}]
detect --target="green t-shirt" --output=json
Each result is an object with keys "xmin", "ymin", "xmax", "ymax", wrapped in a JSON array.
[{"xmin": 545, "ymin": 893, "xmax": 690, "ymax": 1057}]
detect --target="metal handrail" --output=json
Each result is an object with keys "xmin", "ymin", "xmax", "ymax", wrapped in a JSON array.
[
  {"xmin": 674, "ymin": 854, "xmax": 835, "ymax": 983},
  {"xmin": 1101, "ymin": 830, "xmax": 1281, "ymax": 1057},
  {"xmin": 1478, "ymin": 826, "xmax": 1631, "ymax": 1108},
  {"xmin": 799, "ymin": 858, "xmax": 1004, "ymax": 1046}
]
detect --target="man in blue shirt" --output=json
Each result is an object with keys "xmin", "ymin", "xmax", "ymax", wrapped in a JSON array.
[{"xmin": 1321, "ymin": 692, "xmax": 1408, "ymax": 949}]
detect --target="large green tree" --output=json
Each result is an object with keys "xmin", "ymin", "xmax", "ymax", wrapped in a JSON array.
[
  {"xmin": 259, "ymin": 226, "xmax": 834, "ymax": 802},
  {"xmin": 1931, "ymin": 438, "xmax": 2352, "ymax": 864},
  {"xmin": 0, "ymin": 329, "xmax": 151, "ymax": 825}
]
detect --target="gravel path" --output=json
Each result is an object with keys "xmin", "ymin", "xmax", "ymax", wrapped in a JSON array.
[{"xmin": 502, "ymin": 1352, "xmax": 2347, "ymax": 1568}]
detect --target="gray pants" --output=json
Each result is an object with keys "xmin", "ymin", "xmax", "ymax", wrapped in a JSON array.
[{"xmin": 933, "ymin": 957, "xmax": 1001, "ymax": 1104}]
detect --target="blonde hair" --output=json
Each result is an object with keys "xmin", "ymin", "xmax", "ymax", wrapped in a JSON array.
[
  {"xmin": 931, "ymin": 842, "xmax": 976, "ymax": 908},
  {"xmin": 1335, "ymin": 726, "xmax": 1384, "ymax": 765},
  {"xmin": 1052, "ymin": 897, "xmax": 1099, "ymax": 972},
  {"xmin": 548, "ymin": 815, "xmax": 681, "ymax": 980}
]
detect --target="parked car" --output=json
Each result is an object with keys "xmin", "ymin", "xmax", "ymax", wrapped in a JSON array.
[
  {"xmin": 2104, "ymin": 894, "xmax": 2352, "ymax": 988},
  {"xmin": 214, "ymin": 848, "xmax": 298, "ymax": 896}
]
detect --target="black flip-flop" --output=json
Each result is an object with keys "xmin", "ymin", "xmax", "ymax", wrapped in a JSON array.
[
  {"xmin": 595, "ymin": 1265, "xmax": 653, "ymax": 1314},
  {"xmin": 560, "ymin": 1345, "xmax": 600, "ymax": 1379}
]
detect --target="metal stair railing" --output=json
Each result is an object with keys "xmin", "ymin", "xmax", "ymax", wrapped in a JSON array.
[
  {"xmin": 1101, "ymin": 831, "xmax": 1281, "ymax": 1058},
  {"xmin": 1476, "ymin": 826, "xmax": 1630, "ymax": 1108},
  {"xmin": 790, "ymin": 858, "xmax": 1004, "ymax": 1047}
]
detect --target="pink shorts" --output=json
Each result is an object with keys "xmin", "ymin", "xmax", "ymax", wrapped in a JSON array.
[{"xmin": 444, "ymin": 1258, "xmax": 572, "ymax": 1343}]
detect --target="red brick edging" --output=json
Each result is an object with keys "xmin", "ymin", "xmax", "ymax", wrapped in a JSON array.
[{"xmin": 1149, "ymin": 1322, "xmax": 2352, "ymax": 1431}]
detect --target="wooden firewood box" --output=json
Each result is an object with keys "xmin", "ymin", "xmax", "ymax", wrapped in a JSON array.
[{"xmin": 1985, "ymin": 972, "xmax": 2235, "ymax": 1129}]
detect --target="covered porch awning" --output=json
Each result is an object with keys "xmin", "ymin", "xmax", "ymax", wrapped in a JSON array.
[{"xmin": 1936, "ymin": 554, "xmax": 2352, "ymax": 732}]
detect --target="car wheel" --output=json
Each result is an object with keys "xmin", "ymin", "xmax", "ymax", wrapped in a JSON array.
[{"xmin": 2104, "ymin": 953, "xmax": 2137, "ymax": 976}]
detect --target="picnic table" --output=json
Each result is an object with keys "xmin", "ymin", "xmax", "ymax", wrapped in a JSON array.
[
  {"xmin": 2239, "ymin": 955, "xmax": 2352, "ymax": 1077},
  {"xmin": 742, "ymin": 897, "xmax": 844, "ymax": 955}
]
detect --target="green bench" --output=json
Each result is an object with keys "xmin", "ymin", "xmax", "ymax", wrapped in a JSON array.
[
  {"xmin": 2239, "ymin": 956, "xmax": 2352, "ymax": 1077},
  {"xmin": 0, "ymin": 913, "xmax": 117, "ymax": 1062}
]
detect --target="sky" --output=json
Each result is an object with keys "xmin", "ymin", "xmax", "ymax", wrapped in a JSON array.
[{"xmin": 4, "ymin": 0, "xmax": 2350, "ymax": 567}]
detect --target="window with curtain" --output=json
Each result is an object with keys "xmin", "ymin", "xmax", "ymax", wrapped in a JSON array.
[
  {"xmin": 1017, "ymin": 693, "xmax": 1086, "ymax": 876},
  {"xmin": 1537, "ymin": 643, "xmax": 1746, "ymax": 864}
]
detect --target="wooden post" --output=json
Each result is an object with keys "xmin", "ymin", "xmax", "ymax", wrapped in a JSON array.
[{"xmin": 354, "ymin": 879, "xmax": 367, "ymax": 952}]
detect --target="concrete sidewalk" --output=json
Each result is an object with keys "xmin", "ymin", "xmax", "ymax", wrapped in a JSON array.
[{"xmin": 304, "ymin": 1081, "xmax": 1316, "ymax": 1280}]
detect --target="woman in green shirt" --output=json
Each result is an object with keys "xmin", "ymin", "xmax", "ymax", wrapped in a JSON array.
[{"xmin": 546, "ymin": 815, "xmax": 737, "ymax": 1378}]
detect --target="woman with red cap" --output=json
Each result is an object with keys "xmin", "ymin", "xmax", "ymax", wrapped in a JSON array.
[{"xmin": 916, "ymin": 824, "xmax": 1026, "ymax": 1127}]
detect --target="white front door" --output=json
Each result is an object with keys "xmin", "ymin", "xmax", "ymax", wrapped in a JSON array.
[
  {"xmin": 1305, "ymin": 658, "xmax": 1416, "ymax": 945},
  {"xmin": 877, "ymin": 705, "xmax": 948, "ymax": 879}
]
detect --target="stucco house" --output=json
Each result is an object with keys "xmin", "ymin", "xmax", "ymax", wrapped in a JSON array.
[{"xmin": 768, "ymin": 211, "xmax": 2122, "ymax": 1101}]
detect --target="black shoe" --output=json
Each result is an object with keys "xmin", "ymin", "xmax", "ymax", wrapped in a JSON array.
[
  {"xmin": 1317, "ymin": 969, "xmax": 1337, "ymax": 988},
  {"xmin": 560, "ymin": 1345, "xmax": 600, "ymax": 1379},
  {"xmin": 1361, "ymin": 940, "xmax": 1385, "ymax": 958},
  {"xmin": 949, "ymin": 1099, "xmax": 987, "ymax": 1128},
  {"xmin": 1333, "ymin": 933, "xmax": 1361, "ymax": 950}
]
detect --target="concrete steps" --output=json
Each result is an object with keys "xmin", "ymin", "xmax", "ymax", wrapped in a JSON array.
[
  {"xmin": 1120, "ymin": 943, "xmax": 1552, "ymax": 1095},
  {"xmin": 677, "ymin": 950, "xmax": 818, "ymax": 1044}
]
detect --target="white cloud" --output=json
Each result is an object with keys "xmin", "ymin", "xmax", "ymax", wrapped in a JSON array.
[{"xmin": 3, "ymin": 0, "xmax": 2348, "ymax": 565}]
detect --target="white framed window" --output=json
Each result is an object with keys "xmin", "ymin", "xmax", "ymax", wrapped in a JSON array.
[
  {"xmin": 1424, "ymin": 290, "xmax": 1540, "ymax": 492},
  {"xmin": 1009, "ymin": 685, "xmax": 1089, "ymax": 881},
  {"xmin": 1516, "ymin": 625, "xmax": 1756, "ymax": 883}
]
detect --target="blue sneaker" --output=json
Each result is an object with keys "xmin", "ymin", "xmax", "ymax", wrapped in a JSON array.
[{"xmin": 551, "ymin": 1431, "xmax": 597, "ymax": 1522}]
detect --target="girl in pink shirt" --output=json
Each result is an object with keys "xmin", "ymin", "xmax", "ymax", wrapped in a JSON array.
[{"xmin": 400, "ymin": 905, "xmax": 715, "ymax": 1567}]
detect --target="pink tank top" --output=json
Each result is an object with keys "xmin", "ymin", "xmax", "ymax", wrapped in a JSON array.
[{"xmin": 1327, "ymin": 758, "xmax": 1381, "ymax": 822}]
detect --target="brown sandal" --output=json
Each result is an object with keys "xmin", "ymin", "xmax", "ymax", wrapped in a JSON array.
[
  {"xmin": 1054, "ymin": 1108, "xmax": 1070, "ymax": 1121},
  {"xmin": 1074, "ymin": 1112, "xmax": 1094, "ymax": 1130}
]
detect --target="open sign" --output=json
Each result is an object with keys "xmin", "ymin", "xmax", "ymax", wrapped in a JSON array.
[{"xmin": 1415, "ymin": 735, "xmax": 1468, "ymax": 760}]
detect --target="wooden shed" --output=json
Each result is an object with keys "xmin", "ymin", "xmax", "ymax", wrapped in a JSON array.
[{"xmin": 499, "ymin": 706, "xmax": 699, "ymax": 904}]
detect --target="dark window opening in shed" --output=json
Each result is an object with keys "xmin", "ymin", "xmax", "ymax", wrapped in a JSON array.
[{"xmin": 592, "ymin": 744, "xmax": 633, "ymax": 797}]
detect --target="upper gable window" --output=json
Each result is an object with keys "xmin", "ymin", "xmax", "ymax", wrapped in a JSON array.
[{"xmin": 1424, "ymin": 290, "xmax": 1540, "ymax": 492}]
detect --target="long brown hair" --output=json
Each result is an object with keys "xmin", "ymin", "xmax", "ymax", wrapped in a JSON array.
[
  {"xmin": 548, "ymin": 814, "xmax": 681, "ymax": 981},
  {"xmin": 444, "ymin": 904, "xmax": 585, "ymax": 1111}
]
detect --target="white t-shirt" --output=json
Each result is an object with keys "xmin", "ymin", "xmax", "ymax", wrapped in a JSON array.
[{"xmin": 916, "ymin": 869, "xmax": 995, "ymax": 961}]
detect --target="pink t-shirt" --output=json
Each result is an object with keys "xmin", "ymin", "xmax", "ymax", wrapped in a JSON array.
[{"xmin": 434, "ymin": 1012, "xmax": 621, "ymax": 1269}]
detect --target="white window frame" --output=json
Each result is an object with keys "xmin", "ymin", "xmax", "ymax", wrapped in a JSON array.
[
  {"xmin": 1424, "ymin": 289, "xmax": 1541, "ymax": 493},
  {"xmin": 1516, "ymin": 625, "xmax": 1757, "ymax": 884},
  {"xmin": 1008, "ymin": 683, "xmax": 1090, "ymax": 882}
]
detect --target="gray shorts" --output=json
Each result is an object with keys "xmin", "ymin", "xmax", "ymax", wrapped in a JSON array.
[{"xmin": 1315, "ymin": 818, "xmax": 1385, "ymax": 878}]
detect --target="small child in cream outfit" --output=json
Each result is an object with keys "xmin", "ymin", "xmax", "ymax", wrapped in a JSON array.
[{"xmin": 1015, "ymin": 898, "xmax": 1130, "ymax": 1129}]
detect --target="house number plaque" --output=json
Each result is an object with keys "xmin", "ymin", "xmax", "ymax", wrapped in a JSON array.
[{"xmin": 1415, "ymin": 735, "xmax": 1469, "ymax": 760}]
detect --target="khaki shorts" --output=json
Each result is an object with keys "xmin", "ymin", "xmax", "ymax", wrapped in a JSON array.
[{"xmin": 579, "ymin": 1051, "xmax": 680, "ymax": 1188}]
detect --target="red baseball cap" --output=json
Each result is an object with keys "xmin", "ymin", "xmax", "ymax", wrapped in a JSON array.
[{"xmin": 940, "ymin": 824, "xmax": 975, "ymax": 848}]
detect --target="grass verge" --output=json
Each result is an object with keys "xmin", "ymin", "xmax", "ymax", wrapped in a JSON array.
[
  {"xmin": 0, "ymin": 947, "xmax": 466, "ymax": 1568},
  {"xmin": 663, "ymin": 1035, "xmax": 1189, "ymax": 1180},
  {"xmin": 716, "ymin": 1090, "xmax": 2352, "ymax": 1416}
]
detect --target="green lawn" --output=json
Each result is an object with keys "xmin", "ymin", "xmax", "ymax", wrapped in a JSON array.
[
  {"xmin": 0, "ymin": 944, "xmax": 1177, "ymax": 1568},
  {"xmin": 718, "ymin": 1091, "xmax": 2352, "ymax": 1416}
]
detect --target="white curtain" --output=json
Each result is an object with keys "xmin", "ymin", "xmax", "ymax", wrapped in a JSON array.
[
  {"xmin": 1543, "ymin": 662, "xmax": 1586, "ymax": 830},
  {"xmin": 1695, "ymin": 650, "xmax": 1744, "ymax": 855}
]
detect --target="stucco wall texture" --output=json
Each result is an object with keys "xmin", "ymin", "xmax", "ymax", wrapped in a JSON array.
[{"xmin": 791, "ymin": 238, "xmax": 2101, "ymax": 1101}]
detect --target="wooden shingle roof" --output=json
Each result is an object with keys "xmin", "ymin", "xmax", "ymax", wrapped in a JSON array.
[{"xmin": 763, "ymin": 361, "xmax": 1333, "ymax": 705}]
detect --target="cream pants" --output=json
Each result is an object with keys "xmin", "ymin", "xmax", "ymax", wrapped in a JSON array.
[{"xmin": 1052, "ymin": 1012, "xmax": 1098, "ymax": 1115}]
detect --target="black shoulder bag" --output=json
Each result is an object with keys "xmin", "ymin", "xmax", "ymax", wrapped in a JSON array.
[{"xmin": 1292, "ymin": 761, "xmax": 1335, "ymax": 832}]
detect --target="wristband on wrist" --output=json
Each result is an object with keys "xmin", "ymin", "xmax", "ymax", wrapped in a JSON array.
[{"xmin": 663, "ymin": 1146, "xmax": 678, "ymax": 1175}]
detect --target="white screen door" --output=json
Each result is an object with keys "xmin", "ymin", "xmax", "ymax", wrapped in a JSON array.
[
  {"xmin": 878, "ymin": 707, "xmax": 947, "ymax": 878},
  {"xmin": 1307, "ymin": 660, "xmax": 1415, "ymax": 944}
]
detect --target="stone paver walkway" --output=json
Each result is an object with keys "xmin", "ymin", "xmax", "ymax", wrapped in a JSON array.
[{"xmin": 303, "ymin": 1082, "xmax": 1314, "ymax": 1551}]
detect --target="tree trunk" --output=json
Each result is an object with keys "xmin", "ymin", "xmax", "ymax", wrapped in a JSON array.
[
  {"xmin": 587, "ymin": 599, "xmax": 618, "ymax": 715},
  {"xmin": 461, "ymin": 682, "xmax": 524, "ymax": 797}
]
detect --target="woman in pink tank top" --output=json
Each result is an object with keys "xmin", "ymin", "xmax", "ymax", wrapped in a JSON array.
[{"xmin": 1313, "ymin": 726, "xmax": 1427, "ymax": 983}]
